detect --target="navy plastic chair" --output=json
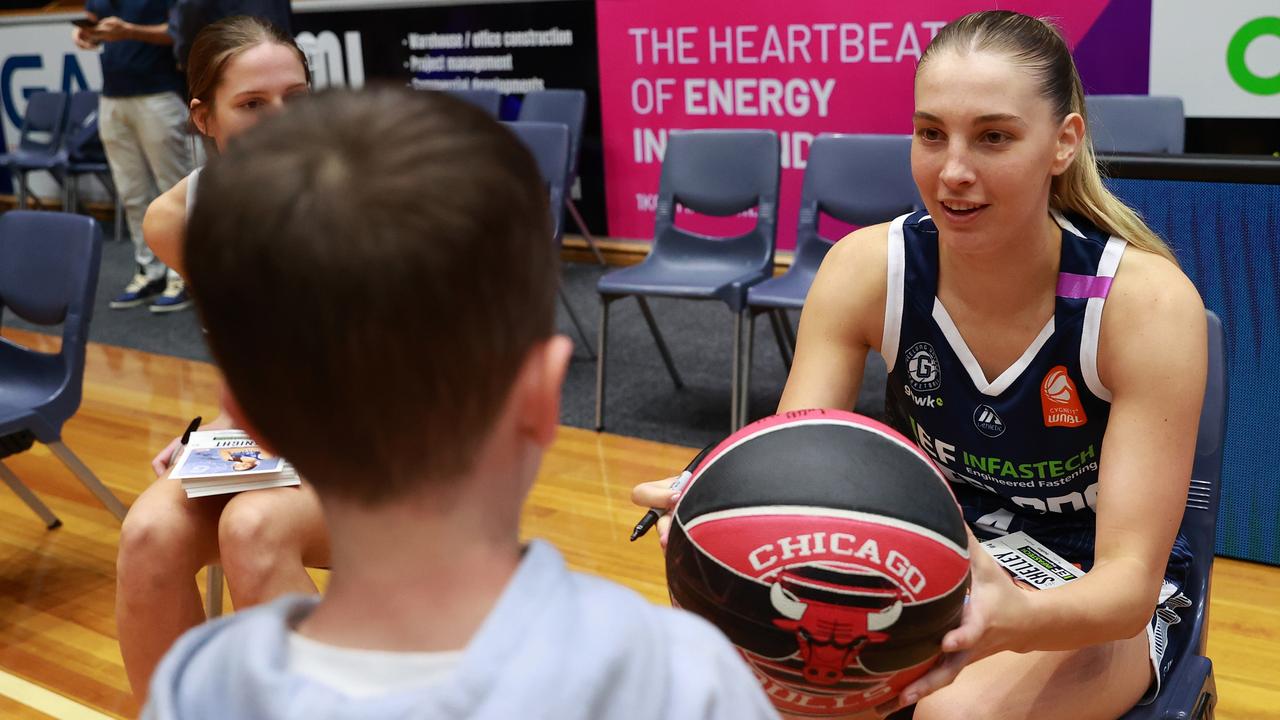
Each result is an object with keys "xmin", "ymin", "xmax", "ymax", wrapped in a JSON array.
[
  {"xmin": 0, "ymin": 211, "xmax": 129, "ymax": 526},
  {"xmin": 737, "ymin": 134, "xmax": 918, "ymax": 426},
  {"xmin": 446, "ymin": 88, "xmax": 501, "ymax": 118},
  {"xmin": 1086, "ymin": 95, "xmax": 1185, "ymax": 155},
  {"xmin": 595, "ymin": 129, "xmax": 780, "ymax": 432},
  {"xmin": 0, "ymin": 91, "xmax": 69, "ymax": 210},
  {"xmin": 503, "ymin": 120, "xmax": 594, "ymax": 357},
  {"xmin": 518, "ymin": 89, "xmax": 604, "ymax": 265},
  {"xmin": 60, "ymin": 91, "xmax": 125, "ymax": 243},
  {"xmin": 1120, "ymin": 310, "xmax": 1224, "ymax": 720}
]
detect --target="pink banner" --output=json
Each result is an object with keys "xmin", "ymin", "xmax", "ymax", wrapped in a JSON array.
[{"xmin": 596, "ymin": 1, "xmax": 1110, "ymax": 249}]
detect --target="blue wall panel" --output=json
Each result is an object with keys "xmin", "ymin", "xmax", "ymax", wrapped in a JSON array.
[{"xmin": 1109, "ymin": 178, "xmax": 1279, "ymax": 565}]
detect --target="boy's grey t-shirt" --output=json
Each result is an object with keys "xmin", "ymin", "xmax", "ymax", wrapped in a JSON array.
[{"xmin": 143, "ymin": 540, "xmax": 780, "ymax": 720}]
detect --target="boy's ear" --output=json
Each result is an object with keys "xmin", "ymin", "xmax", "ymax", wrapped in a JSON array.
[
  {"xmin": 219, "ymin": 381, "xmax": 278, "ymax": 454},
  {"xmin": 515, "ymin": 335, "xmax": 573, "ymax": 448}
]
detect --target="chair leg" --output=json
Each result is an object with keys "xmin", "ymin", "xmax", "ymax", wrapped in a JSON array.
[
  {"xmin": 108, "ymin": 175, "xmax": 125, "ymax": 242},
  {"xmin": 205, "ymin": 564, "xmax": 224, "ymax": 618},
  {"xmin": 558, "ymin": 287, "xmax": 595, "ymax": 359},
  {"xmin": 768, "ymin": 309, "xmax": 794, "ymax": 369},
  {"xmin": 46, "ymin": 441, "xmax": 129, "ymax": 522},
  {"xmin": 63, "ymin": 175, "xmax": 76, "ymax": 215},
  {"xmin": 0, "ymin": 461, "xmax": 62, "ymax": 529},
  {"xmin": 595, "ymin": 296, "xmax": 610, "ymax": 431},
  {"xmin": 14, "ymin": 171, "xmax": 27, "ymax": 210},
  {"xmin": 740, "ymin": 311, "xmax": 756, "ymax": 429},
  {"xmin": 567, "ymin": 199, "xmax": 606, "ymax": 266},
  {"xmin": 22, "ymin": 173, "xmax": 48, "ymax": 211},
  {"xmin": 773, "ymin": 307, "xmax": 793, "ymax": 353},
  {"xmin": 636, "ymin": 297, "xmax": 683, "ymax": 389}
]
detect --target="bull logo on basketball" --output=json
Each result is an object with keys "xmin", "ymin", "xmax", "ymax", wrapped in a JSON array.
[{"xmin": 769, "ymin": 579, "xmax": 903, "ymax": 686}]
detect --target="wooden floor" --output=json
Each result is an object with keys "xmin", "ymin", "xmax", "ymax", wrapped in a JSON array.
[{"xmin": 0, "ymin": 328, "xmax": 1274, "ymax": 719}]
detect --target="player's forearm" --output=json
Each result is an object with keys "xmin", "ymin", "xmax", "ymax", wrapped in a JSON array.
[
  {"xmin": 1016, "ymin": 558, "xmax": 1158, "ymax": 651},
  {"xmin": 123, "ymin": 22, "xmax": 173, "ymax": 44}
]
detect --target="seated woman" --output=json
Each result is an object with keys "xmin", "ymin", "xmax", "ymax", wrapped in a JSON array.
[
  {"xmin": 115, "ymin": 15, "xmax": 321, "ymax": 704},
  {"xmin": 634, "ymin": 10, "xmax": 1205, "ymax": 720}
]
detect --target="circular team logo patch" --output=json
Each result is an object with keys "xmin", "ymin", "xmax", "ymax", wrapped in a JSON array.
[
  {"xmin": 905, "ymin": 342, "xmax": 941, "ymax": 393},
  {"xmin": 972, "ymin": 404, "xmax": 1005, "ymax": 438}
]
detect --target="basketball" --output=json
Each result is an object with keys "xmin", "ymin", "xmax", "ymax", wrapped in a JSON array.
[{"xmin": 665, "ymin": 408, "xmax": 971, "ymax": 716}]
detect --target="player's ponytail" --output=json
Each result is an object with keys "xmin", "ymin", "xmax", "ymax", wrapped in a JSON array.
[{"xmin": 919, "ymin": 11, "xmax": 1177, "ymax": 264}]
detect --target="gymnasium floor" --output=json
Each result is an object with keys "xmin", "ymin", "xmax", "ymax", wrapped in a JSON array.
[{"xmin": 0, "ymin": 328, "xmax": 1275, "ymax": 718}]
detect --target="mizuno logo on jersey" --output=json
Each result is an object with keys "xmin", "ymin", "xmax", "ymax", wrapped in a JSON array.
[
  {"xmin": 1041, "ymin": 366, "xmax": 1087, "ymax": 427},
  {"xmin": 973, "ymin": 404, "xmax": 1005, "ymax": 438}
]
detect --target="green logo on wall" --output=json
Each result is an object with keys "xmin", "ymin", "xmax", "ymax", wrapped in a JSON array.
[{"xmin": 1227, "ymin": 16, "xmax": 1280, "ymax": 95}]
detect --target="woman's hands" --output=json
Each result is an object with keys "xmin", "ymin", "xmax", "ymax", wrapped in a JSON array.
[
  {"xmin": 630, "ymin": 477, "xmax": 682, "ymax": 549},
  {"xmin": 876, "ymin": 531, "xmax": 1035, "ymax": 714},
  {"xmin": 150, "ymin": 412, "xmax": 235, "ymax": 477}
]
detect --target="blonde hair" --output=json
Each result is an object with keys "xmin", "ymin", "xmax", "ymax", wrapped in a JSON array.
[{"xmin": 918, "ymin": 11, "xmax": 1177, "ymax": 264}]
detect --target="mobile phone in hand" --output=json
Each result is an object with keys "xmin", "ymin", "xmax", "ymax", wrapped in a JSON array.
[{"xmin": 71, "ymin": 17, "xmax": 98, "ymax": 29}]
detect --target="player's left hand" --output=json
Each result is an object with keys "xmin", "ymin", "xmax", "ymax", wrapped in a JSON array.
[{"xmin": 875, "ymin": 530, "xmax": 1034, "ymax": 715}]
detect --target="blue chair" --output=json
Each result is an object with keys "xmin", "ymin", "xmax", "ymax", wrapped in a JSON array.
[
  {"xmin": 447, "ymin": 88, "xmax": 501, "ymax": 118},
  {"xmin": 518, "ymin": 89, "xmax": 604, "ymax": 265},
  {"xmin": 503, "ymin": 120, "xmax": 594, "ymax": 357},
  {"xmin": 736, "ymin": 133, "xmax": 918, "ymax": 427},
  {"xmin": 0, "ymin": 91, "xmax": 69, "ymax": 210},
  {"xmin": 595, "ymin": 130, "xmax": 780, "ymax": 432},
  {"xmin": 1120, "ymin": 311, "xmax": 1224, "ymax": 720},
  {"xmin": 1086, "ymin": 95, "xmax": 1185, "ymax": 155},
  {"xmin": 60, "ymin": 91, "xmax": 126, "ymax": 243},
  {"xmin": 0, "ymin": 211, "xmax": 129, "ymax": 526}
]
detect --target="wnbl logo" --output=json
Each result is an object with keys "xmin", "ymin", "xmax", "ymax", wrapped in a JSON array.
[{"xmin": 295, "ymin": 31, "xmax": 365, "ymax": 89}]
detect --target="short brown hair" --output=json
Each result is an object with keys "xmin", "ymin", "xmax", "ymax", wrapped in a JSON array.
[
  {"xmin": 185, "ymin": 87, "xmax": 557, "ymax": 505},
  {"xmin": 187, "ymin": 16, "xmax": 310, "ymax": 113}
]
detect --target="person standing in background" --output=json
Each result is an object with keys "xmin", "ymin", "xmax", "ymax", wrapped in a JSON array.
[
  {"xmin": 168, "ymin": 0, "xmax": 292, "ymax": 72},
  {"xmin": 73, "ymin": 0, "xmax": 196, "ymax": 313}
]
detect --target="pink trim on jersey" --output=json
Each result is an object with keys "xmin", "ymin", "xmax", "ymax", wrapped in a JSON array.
[{"xmin": 1056, "ymin": 272, "xmax": 1113, "ymax": 299}]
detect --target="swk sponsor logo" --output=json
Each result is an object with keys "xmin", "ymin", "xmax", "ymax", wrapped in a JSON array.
[
  {"xmin": 904, "ymin": 386, "xmax": 943, "ymax": 408},
  {"xmin": 1040, "ymin": 366, "xmax": 1087, "ymax": 428}
]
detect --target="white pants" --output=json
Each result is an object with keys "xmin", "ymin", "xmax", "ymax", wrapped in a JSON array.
[{"xmin": 99, "ymin": 92, "xmax": 195, "ymax": 282}]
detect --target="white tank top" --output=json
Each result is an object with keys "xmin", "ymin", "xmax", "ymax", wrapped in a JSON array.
[{"xmin": 185, "ymin": 167, "xmax": 203, "ymax": 218}]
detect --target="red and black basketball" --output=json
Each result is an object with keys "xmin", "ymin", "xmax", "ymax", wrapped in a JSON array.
[{"xmin": 665, "ymin": 408, "xmax": 970, "ymax": 716}]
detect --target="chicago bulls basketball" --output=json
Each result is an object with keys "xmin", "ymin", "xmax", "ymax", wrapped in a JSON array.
[{"xmin": 665, "ymin": 409, "xmax": 971, "ymax": 716}]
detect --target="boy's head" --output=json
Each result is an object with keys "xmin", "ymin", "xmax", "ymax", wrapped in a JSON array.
[{"xmin": 186, "ymin": 86, "xmax": 562, "ymax": 506}]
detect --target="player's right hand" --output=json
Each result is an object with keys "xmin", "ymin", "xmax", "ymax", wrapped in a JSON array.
[
  {"xmin": 151, "ymin": 412, "xmax": 235, "ymax": 477},
  {"xmin": 630, "ymin": 477, "xmax": 681, "ymax": 549}
]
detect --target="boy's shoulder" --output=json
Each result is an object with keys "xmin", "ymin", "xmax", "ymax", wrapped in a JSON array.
[
  {"xmin": 143, "ymin": 593, "xmax": 312, "ymax": 719},
  {"xmin": 490, "ymin": 541, "xmax": 779, "ymax": 719},
  {"xmin": 147, "ymin": 543, "xmax": 779, "ymax": 720}
]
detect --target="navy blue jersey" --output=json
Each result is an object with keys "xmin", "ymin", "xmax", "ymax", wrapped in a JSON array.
[{"xmin": 882, "ymin": 210, "xmax": 1191, "ymax": 582}]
